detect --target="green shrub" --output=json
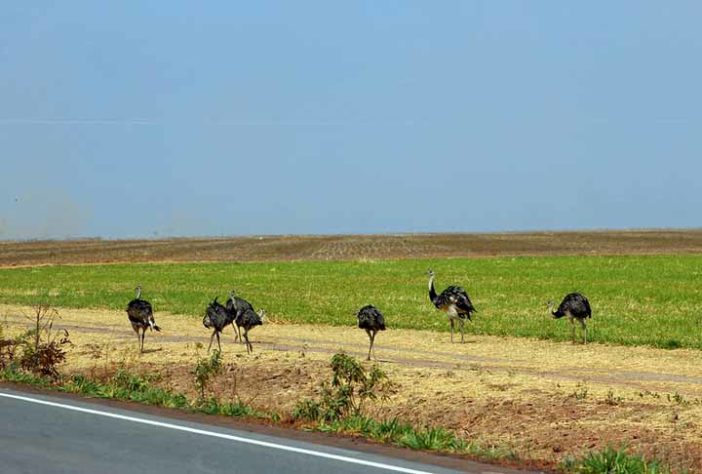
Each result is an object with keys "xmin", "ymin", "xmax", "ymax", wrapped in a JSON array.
[
  {"xmin": 293, "ymin": 352, "xmax": 395, "ymax": 423},
  {"xmin": 193, "ymin": 349, "xmax": 223, "ymax": 401}
]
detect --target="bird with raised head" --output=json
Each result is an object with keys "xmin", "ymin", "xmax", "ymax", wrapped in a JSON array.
[
  {"xmin": 126, "ymin": 285, "xmax": 160, "ymax": 353},
  {"xmin": 356, "ymin": 304, "xmax": 386, "ymax": 361},
  {"xmin": 427, "ymin": 269, "xmax": 476, "ymax": 343},
  {"xmin": 547, "ymin": 292, "xmax": 592, "ymax": 344}
]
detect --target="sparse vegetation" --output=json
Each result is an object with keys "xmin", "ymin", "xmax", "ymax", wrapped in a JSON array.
[
  {"xmin": 19, "ymin": 303, "xmax": 71, "ymax": 378},
  {"xmin": 0, "ymin": 303, "xmax": 70, "ymax": 378},
  {"xmin": 605, "ymin": 389, "xmax": 624, "ymax": 406},
  {"xmin": 293, "ymin": 352, "xmax": 394, "ymax": 422},
  {"xmin": 192, "ymin": 347, "xmax": 223, "ymax": 401},
  {"xmin": 293, "ymin": 353, "xmax": 516, "ymax": 462},
  {"xmin": 572, "ymin": 383, "xmax": 589, "ymax": 401},
  {"xmin": 562, "ymin": 446, "xmax": 669, "ymax": 474}
]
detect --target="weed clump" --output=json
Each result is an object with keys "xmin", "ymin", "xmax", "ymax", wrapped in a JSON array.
[
  {"xmin": 562, "ymin": 446, "xmax": 669, "ymax": 474},
  {"xmin": 293, "ymin": 352, "xmax": 395, "ymax": 422},
  {"xmin": 193, "ymin": 348, "xmax": 223, "ymax": 401},
  {"xmin": 0, "ymin": 303, "xmax": 71, "ymax": 379}
]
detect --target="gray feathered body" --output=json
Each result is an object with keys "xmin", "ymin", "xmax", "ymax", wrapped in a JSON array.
[
  {"xmin": 236, "ymin": 308, "xmax": 262, "ymax": 330},
  {"xmin": 226, "ymin": 295, "xmax": 253, "ymax": 320},
  {"xmin": 203, "ymin": 298, "xmax": 233, "ymax": 331},
  {"xmin": 357, "ymin": 305, "xmax": 386, "ymax": 331},
  {"xmin": 552, "ymin": 293, "xmax": 591, "ymax": 320},
  {"xmin": 429, "ymin": 282, "xmax": 476, "ymax": 320},
  {"xmin": 126, "ymin": 298, "xmax": 160, "ymax": 332}
]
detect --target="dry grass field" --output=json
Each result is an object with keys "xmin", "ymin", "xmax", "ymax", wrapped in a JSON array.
[
  {"xmin": 2, "ymin": 303, "xmax": 702, "ymax": 471},
  {"xmin": 2, "ymin": 229, "xmax": 702, "ymax": 267}
]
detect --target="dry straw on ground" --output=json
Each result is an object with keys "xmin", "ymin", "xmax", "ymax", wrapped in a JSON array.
[{"xmin": 2, "ymin": 304, "xmax": 701, "ymax": 471}]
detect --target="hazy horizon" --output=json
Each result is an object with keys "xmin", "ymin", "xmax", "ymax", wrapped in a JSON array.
[
  {"xmin": 2, "ymin": 2, "xmax": 700, "ymax": 240},
  {"xmin": 3, "ymin": 226, "xmax": 701, "ymax": 244}
]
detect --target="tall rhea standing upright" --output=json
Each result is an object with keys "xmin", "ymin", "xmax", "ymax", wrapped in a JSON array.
[
  {"xmin": 427, "ymin": 269, "xmax": 476, "ymax": 343},
  {"xmin": 547, "ymin": 292, "xmax": 592, "ymax": 344},
  {"xmin": 126, "ymin": 285, "xmax": 160, "ymax": 353},
  {"xmin": 356, "ymin": 304, "xmax": 386, "ymax": 361}
]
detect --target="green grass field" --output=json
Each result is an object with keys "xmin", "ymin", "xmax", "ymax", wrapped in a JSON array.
[{"xmin": 0, "ymin": 255, "xmax": 700, "ymax": 349}]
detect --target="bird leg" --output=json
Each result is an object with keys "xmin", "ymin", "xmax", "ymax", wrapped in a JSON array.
[
  {"xmin": 243, "ymin": 329, "xmax": 252, "ymax": 353},
  {"xmin": 216, "ymin": 332, "xmax": 222, "ymax": 351},
  {"xmin": 134, "ymin": 328, "xmax": 141, "ymax": 352},
  {"xmin": 366, "ymin": 329, "xmax": 378, "ymax": 361},
  {"xmin": 450, "ymin": 319, "xmax": 455, "ymax": 343},
  {"xmin": 207, "ymin": 331, "xmax": 216, "ymax": 353},
  {"xmin": 459, "ymin": 319, "xmax": 465, "ymax": 344},
  {"xmin": 580, "ymin": 319, "xmax": 588, "ymax": 344},
  {"xmin": 140, "ymin": 328, "xmax": 146, "ymax": 353}
]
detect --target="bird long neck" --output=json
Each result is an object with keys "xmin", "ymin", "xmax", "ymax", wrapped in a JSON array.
[
  {"xmin": 428, "ymin": 275, "xmax": 437, "ymax": 301},
  {"xmin": 547, "ymin": 302, "xmax": 561, "ymax": 318},
  {"xmin": 135, "ymin": 287, "xmax": 142, "ymax": 299}
]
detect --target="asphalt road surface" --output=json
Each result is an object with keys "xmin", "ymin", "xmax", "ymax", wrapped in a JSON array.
[{"xmin": 0, "ymin": 388, "xmax": 532, "ymax": 474}]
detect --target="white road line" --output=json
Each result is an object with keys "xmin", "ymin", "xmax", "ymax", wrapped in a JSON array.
[{"xmin": 0, "ymin": 391, "xmax": 435, "ymax": 474}]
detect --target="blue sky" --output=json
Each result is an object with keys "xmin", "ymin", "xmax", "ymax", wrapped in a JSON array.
[{"xmin": 1, "ymin": 2, "xmax": 700, "ymax": 239}]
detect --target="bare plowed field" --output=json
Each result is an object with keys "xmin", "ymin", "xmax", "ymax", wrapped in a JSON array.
[
  {"xmin": 2, "ymin": 229, "xmax": 702, "ymax": 266},
  {"xmin": 2, "ymin": 304, "xmax": 701, "ymax": 471}
]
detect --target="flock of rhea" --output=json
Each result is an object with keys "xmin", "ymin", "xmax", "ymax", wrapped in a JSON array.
[{"xmin": 126, "ymin": 269, "xmax": 592, "ymax": 360}]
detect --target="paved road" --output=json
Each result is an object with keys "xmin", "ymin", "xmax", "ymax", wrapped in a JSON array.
[{"xmin": 0, "ymin": 388, "xmax": 527, "ymax": 474}]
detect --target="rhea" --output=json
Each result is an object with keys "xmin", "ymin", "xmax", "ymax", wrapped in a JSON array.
[
  {"xmin": 203, "ymin": 297, "xmax": 233, "ymax": 353},
  {"xmin": 236, "ymin": 308, "xmax": 264, "ymax": 353},
  {"xmin": 126, "ymin": 286, "xmax": 161, "ymax": 353},
  {"xmin": 226, "ymin": 289, "xmax": 254, "ymax": 344},
  {"xmin": 356, "ymin": 305, "xmax": 386, "ymax": 361},
  {"xmin": 547, "ymin": 292, "xmax": 592, "ymax": 344},
  {"xmin": 427, "ymin": 269, "xmax": 477, "ymax": 343}
]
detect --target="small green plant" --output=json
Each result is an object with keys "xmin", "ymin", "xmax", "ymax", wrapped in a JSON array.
[
  {"xmin": 292, "ymin": 399, "xmax": 322, "ymax": 421},
  {"xmin": 193, "ymin": 349, "xmax": 223, "ymax": 401},
  {"xmin": 605, "ymin": 389, "xmax": 624, "ymax": 406},
  {"xmin": 293, "ymin": 352, "xmax": 395, "ymax": 422},
  {"xmin": 571, "ymin": 383, "xmax": 589, "ymax": 400},
  {"xmin": 19, "ymin": 303, "xmax": 71, "ymax": 379},
  {"xmin": 374, "ymin": 417, "xmax": 411, "ymax": 441},
  {"xmin": 398, "ymin": 426, "xmax": 467, "ymax": 451},
  {"xmin": 667, "ymin": 392, "xmax": 687, "ymax": 405},
  {"xmin": 562, "ymin": 446, "xmax": 668, "ymax": 473}
]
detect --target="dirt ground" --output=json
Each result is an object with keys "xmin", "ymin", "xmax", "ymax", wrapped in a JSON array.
[
  {"xmin": 2, "ymin": 304, "xmax": 701, "ymax": 472},
  {"xmin": 1, "ymin": 229, "xmax": 702, "ymax": 267}
]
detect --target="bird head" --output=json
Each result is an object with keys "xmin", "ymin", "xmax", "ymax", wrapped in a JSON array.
[
  {"xmin": 258, "ymin": 309, "xmax": 266, "ymax": 320},
  {"xmin": 426, "ymin": 269, "xmax": 435, "ymax": 278},
  {"xmin": 546, "ymin": 300, "xmax": 555, "ymax": 312},
  {"xmin": 229, "ymin": 289, "xmax": 237, "ymax": 299}
]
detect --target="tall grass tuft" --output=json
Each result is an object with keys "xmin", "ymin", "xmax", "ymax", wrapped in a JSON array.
[{"xmin": 562, "ymin": 446, "xmax": 669, "ymax": 474}]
